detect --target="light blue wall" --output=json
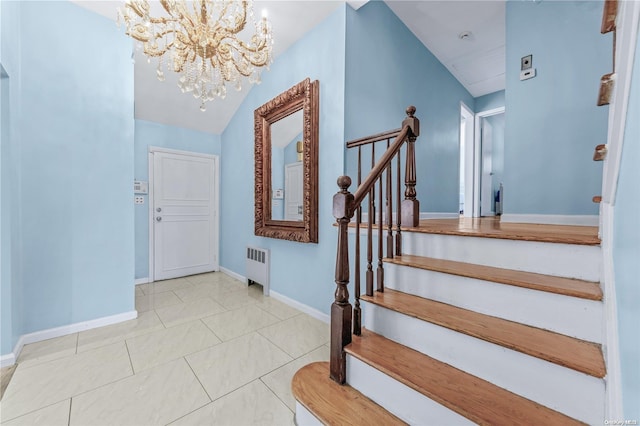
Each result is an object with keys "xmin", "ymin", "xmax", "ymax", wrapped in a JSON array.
[
  {"xmin": 475, "ymin": 90, "xmax": 505, "ymax": 112},
  {"xmin": 220, "ymin": 5, "xmax": 346, "ymax": 315},
  {"xmin": 613, "ymin": 30, "xmax": 640, "ymax": 421},
  {"xmin": 285, "ymin": 132, "xmax": 303, "ymax": 165},
  {"xmin": 504, "ymin": 1, "xmax": 611, "ymax": 215},
  {"xmin": 134, "ymin": 119, "xmax": 221, "ymax": 279},
  {"xmin": 345, "ymin": 1, "xmax": 474, "ymax": 213},
  {"xmin": 15, "ymin": 1, "xmax": 135, "ymax": 336},
  {"xmin": 1, "ymin": 0, "xmax": 23, "ymax": 355}
]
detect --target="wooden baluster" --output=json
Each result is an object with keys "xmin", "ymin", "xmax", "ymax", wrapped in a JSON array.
[
  {"xmin": 386, "ymin": 139, "xmax": 393, "ymax": 258},
  {"xmin": 401, "ymin": 106, "xmax": 420, "ymax": 228},
  {"xmin": 354, "ymin": 149, "xmax": 362, "ymax": 336},
  {"xmin": 331, "ymin": 176, "xmax": 354, "ymax": 384},
  {"xmin": 395, "ymin": 151, "xmax": 402, "ymax": 256},
  {"xmin": 371, "ymin": 145, "xmax": 376, "ymax": 225},
  {"xmin": 377, "ymin": 168, "xmax": 384, "ymax": 292},
  {"xmin": 366, "ymin": 188, "xmax": 373, "ymax": 297}
]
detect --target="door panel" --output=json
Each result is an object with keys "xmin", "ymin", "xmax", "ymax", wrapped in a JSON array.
[
  {"xmin": 153, "ymin": 151, "xmax": 217, "ymax": 280},
  {"xmin": 480, "ymin": 120, "xmax": 494, "ymax": 216},
  {"xmin": 284, "ymin": 163, "xmax": 303, "ymax": 221}
]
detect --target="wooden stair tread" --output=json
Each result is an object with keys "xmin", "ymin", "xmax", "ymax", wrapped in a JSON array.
[
  {"xmin": 360, "ymin": 289, "xmax": 605, "ymax": 378},
  {"xmin": 291, "ymin": 361, "xmax": 406, "ymax": 426},
  {"xmin": 404, "ymin": 218, "xmax": 600, "ymax": 246},
  {"xmin": 346, "ymin": 330, "xmax": 585, "ymax": 426},
  {"xmin": 385, "ymin": 254, "xmax": 602, "ymax": 301}
]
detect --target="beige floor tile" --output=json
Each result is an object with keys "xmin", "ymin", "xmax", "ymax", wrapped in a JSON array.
[
  {"xmin": 139, "ymin": 278, "xmax": 193, "ymax": 295},
  {"xmin": 135, "ymin": 285, "xmax": 144, "ymax": 297},
  {"xmin": 258, "ymin": 314, "xmax": 329, "ymax": 358},
  {"xmin": 76, "ymin": 311, "xmax": 164, "ymax": 353},
  {"xmin": 255, "ymin": 297, "xmax": 303, "ymax": 320},
  {"xmin": 172, "ymin": 281, "xmax": 237, "ymax": 303},
  {"xmin": 70, "ymin": 358, "xmax": 209, "ymax": 426},
  {"xmin": 184, "ymin": 272, "xmax": 226, "ymax": 285},
  {"xmin": 126, "ymin": 320, "xmax": 221, "ymax": 373},
  {"xmin": 186, "ymin": 333, "xmax": 292, "ymax": 401},
  {"xmin": 261, "ymin": 346, "xmax": 330, "ymax": 411},
  {"xmin": 211, "ymin": 288, "xmax": 262, "ymax": 310},
  {"xmin": 0, "ymin": 342, "xmax": 132, "ymax": 421},
  {"xmin": 16, "ymin": 334, "xmax": 77, "ymax": 369},
  {"xmin": 220, "ymin": 275, "xmax": 249, "ymax": 291},
  {"xmin": 201, "ymin": 305, "xmax": 280, "ymax": 341},
  {"xmin": 170, "ymin": 380, "xmax": 294, "ymax": 426},
  {"xmin": 2, "ymin": 399, "xmax": 71, "ymax": 426},
  {"xmin": 135, "ymin": 290, "xmax": 182, "ymax": 313},
  {"xmin": 155, "ymin": 297, "xmax": 226, "ymax": 328}
]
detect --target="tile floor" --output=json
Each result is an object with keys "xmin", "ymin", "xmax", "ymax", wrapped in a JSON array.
[{"xmin": 0, "ymin": 273, "xmax": 330, "ymax": 425}]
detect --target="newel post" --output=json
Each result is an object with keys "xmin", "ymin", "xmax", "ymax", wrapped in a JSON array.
[
  {"xmin": 401, "ymin": 106, "xmax": 420, "ymax": 228},
  {"xmin": 330, "ymin": 176, "xmax": 354, "ymax": 384}
]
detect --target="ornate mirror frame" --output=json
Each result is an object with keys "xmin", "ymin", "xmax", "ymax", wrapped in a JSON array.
[{"xmin": 254, "ymin": 78, "xmax": 319, "ymax": 243}]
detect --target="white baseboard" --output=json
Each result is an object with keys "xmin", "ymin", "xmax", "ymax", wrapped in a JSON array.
[
  {"xmin": 270, "ymin": 290, "xmax": 330, "ymax": 324},
  {"xmin": 500, "ymin": 214, "xmax": 599, "ymax": 226},
  {"xmin": 135, "ymin": 277, "xmax": 150, "ymax": 285},
  {"xmin": 1, "ymin": 353, "xmax": 16, "ymax": 369},
  {"xmin": 1, "ymin": 310, "xmax": 138, "ymax": 368},
  {"xmin": 218, "ymin": 267, "xmax": 329, "ymax": 323},
  {"xmin": 220, "ymin": 267, "xmax": 247, "ymax": 284}
]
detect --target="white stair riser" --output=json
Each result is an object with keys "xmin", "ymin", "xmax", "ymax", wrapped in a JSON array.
[
  {"xmin": 402, "ymin": 233, "xmax": 601, "ymax": 281},
  {"xmin": 362, "ymin": 302, "xmax": 605, "ymax": 424},
  {"xmin": 385, "ymin": 263, "xmax": 603, "ymax": 343},
  {"xmin": 346, "ymin": 355, "xmax": 474, "ymax": 426},
  {"xmin": 295, "ymin": 402, "xmax": 323, "ymax": 426}
]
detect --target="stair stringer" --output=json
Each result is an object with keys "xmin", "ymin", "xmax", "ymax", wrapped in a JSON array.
[{"xmin": 361, "ymin": 301, "xmax": 605, "ymax": 424}]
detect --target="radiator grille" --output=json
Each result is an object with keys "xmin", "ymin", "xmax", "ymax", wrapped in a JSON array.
[{"xmin": 246, "ymin": 246, "xmax": 269, "ymax": 295}]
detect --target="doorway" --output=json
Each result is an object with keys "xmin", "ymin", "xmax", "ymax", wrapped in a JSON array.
[
  {"xmin": 474, "ymin": 107, "xmax": 505, "ymax": 217},
  {"xmin": 148, "ymin": 147, "xmax": 220, "ymax": 281},
  {"xmin": 460, "ymin": 103, "xmax": 475, "ymax": 217}
]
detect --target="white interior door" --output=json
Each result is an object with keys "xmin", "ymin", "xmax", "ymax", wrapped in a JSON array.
[
  {"xmin": 284, "ymin": 162, "xmax": 303, "ymax": 221},
  {"xmin": 152, "ymin": 150, "xmax": 218, "ymax": 281},
  {"xmin": 480, "ymin": 120, "xmax": 494, "ymax": 216}
]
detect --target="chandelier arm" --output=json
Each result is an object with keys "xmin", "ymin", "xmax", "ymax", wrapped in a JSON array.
[{"xmin": 119, "ymin": 0, "xmax": 273, "ymax": 107}]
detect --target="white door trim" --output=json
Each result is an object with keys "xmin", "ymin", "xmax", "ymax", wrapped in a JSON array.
[
  {"xmin": 460, "ymin": 102, "xmax": 475, "ymax": 218},
  {"xmin": 473, "ymin": 106, "xmax": 505, "ymax": 217},
  {"xmin": 147, "ymin": 146, "xmax": 220, "ymax": 283}
]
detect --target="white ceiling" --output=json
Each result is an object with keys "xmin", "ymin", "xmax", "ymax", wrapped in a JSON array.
[
  {"xmin": 72, "ymin": 0, "xmax": 505, "ymax": 134},
  {"xmin": 386, "ymin": 0, "xmax": 505, "ymax": 98}
]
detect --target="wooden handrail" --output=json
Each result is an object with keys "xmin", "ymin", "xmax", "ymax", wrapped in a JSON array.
[
  {"xmin": 352, "ymin": 107, "xmax": 419, "ymax": 207},
  {"xmin": 330, "ymin": 106, "xmax": 420, "ymax": 384},
  {"xmin": 346, "ymin": 128, "xmax": 402, "ymax": 149},
  {"xmin": 352, "ymin": 126, "xmax": 411, "ymax": 207}
]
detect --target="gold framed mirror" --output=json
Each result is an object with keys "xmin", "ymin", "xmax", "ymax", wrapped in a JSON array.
[{"xmin": 254, "ymin": 78, "xmax": 319, "ymax": 243}]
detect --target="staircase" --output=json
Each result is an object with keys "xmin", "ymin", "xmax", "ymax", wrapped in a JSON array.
[
  {"xmin": 291, "ymin": 107, "xmax": 606, "ymax": 425},
  {"xmin": 293, "ymin": 220, "xmax": 604, "ymax": 425}
]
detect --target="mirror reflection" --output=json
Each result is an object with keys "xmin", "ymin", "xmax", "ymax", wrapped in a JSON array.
[
  {"xmin": 254, "ymin": 77, "xmax": 318, "ymax": 243},
  {"xmin": 270, "ymin": 109, "xmax": 304, "ymax": 221}
]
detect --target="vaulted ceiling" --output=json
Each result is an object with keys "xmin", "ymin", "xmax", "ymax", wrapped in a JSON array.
[{"xmin": 72, "ymin": 1, "xmax": 505, "ymax": 134}]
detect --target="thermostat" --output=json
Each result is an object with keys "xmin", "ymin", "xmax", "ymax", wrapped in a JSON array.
[{"xmin": 134, "ymin": 180, "xmax": 148, "ymax": 194}]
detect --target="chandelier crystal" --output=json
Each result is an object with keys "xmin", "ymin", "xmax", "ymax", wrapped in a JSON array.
[{"xmin": 117, "ymin": 0, "xmax": 273, "ymax": 111}]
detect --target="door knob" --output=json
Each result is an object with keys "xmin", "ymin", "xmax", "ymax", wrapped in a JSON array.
[
  {"xmin": 156, "ymin": 217, "xmax": 162, "ymax": 222},
  {"xmin": 156, "ymin": 207, "xmax": 162, "ymax": 212}
]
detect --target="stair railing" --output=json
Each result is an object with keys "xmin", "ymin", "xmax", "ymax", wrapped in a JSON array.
[{"xmin": 331, "ymin": 106, "xmax": 420, "ymax": 383}]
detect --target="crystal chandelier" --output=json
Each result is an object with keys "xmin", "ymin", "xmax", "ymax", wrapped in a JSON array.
[{"xmin": 117, "ymin": 0, "xmax": 273, "ymax": 111}]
